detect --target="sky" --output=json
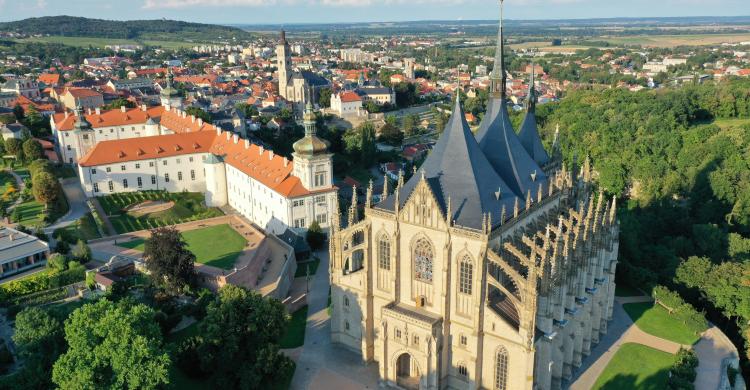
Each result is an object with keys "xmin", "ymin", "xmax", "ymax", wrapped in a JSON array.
[{"xmin": 0, "ymin": 0, "xmax": 749, "ymax": 25}]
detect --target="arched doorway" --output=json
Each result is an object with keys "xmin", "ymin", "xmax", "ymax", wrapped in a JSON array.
[{"xmin": 396, "ymin": 353, "xmax": 420, "ymax": 389}]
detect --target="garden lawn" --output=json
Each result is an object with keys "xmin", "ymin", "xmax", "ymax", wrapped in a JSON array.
[
  {"xmin": 294, "ymin": 257, "xmax": 320, "ymax": 278},
  {"xmin": 56, "ymin": 213, "xmax": 101, "ymax": 242},
  {"xmin": 623, "ymin": 302, "xmax": 706, "ymax": 345},
  {"xmin": 614, "ymin": 283, "xmax": 643, "ymax": 297},
  {"xmin": 117, "ymin": 224, "xmax": 246, "ymax": 270},
  {"xmin": 279, "ymin": 306, "xmax": 308, "ymax": 349},
  {"xmin": 99, "ymin": 191, "xmax": 223, "ymax": 234},
  {"xmin": 13, "ymin": 200, "xmax": 45, "ymax": 226},
  {"xmin": 592, "ymin": 343, "xmax": 676, "ymax": 390}
]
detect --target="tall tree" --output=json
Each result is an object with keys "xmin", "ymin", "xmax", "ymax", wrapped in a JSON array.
[
  {"xmin": 22, "ymin": 139, "xmax": 44, "ymax": 161},
  {"xmin": 143, "ymin": 226, "xmax": 196, "ymax": 293},
  {"xmin": 32, "ymin": 171, "xmax": 58, "ymax": 206},
  {"xmin": 52, "ymin": 299, "xmax": 171, "ymax": 390},
  {"xmin": 197, "ymin": 285, "xmax": 293, "ymax": 389},
  {"xmin": 4, "ymin": 138, "xmax": 22, "ymax": 160},
  {"xmin": 11, "ymin": 307, "xmax": 65, "ymax": 390}
]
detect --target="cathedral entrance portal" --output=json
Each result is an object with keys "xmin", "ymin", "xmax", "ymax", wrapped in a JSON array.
[{"xmin": 396, "ymin": 353, "xmax": 420, "ymax": 390}]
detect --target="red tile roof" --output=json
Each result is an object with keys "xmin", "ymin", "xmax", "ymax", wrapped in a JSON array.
[
  {"xmin": 53, "ymin": 106, "xmax": 165, "ymax": 131},
  {"xmin": 339, "ymin": 91, "xmax": 361, "ymax": 103},
  {"xmin": 37, "ymin": 73, "xmax": 61, "ymax": 86},
  {"xmin": 64, "ymin": 88, "xmax": 103, "ymax": 98},
  {"xmin": 78, "ymin": 131, "xmax": 216, "ymax": 167}
]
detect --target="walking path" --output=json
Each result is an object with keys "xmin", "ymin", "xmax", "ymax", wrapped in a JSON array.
[
  {"xmin": 568, "ymin": 295, "xmax": 738, "ymax": 390},
  {"xmin": 288, "ymin": 250, "xmax": 381, "ymax": 390},
  {"xmin": 4, "ymin": 169, "xmax": 26, "ymax": 212},
  {"xmin": 44, "ymin": 178, "xmax": 88, "ymax": 234},
  {"xmin": 89, "ymin": 197, "xmax": 115, "ymax": 235}
]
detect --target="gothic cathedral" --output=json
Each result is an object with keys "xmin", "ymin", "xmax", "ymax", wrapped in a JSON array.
[{"xmin": 329, "ymin": 1, "xmax": 620, "ymax": 389}]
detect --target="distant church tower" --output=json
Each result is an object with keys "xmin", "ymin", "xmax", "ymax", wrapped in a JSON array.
[
  {"xmin": 160, "ymin": 68, "xmax": 182, "ymax": 110},
  {"xmin": 292, "ymin": 90, "xmax": 333, "ymax": 192},
  {"xmin": 276, "ymin": 30, "xmax": 292, "ymax": 100}
]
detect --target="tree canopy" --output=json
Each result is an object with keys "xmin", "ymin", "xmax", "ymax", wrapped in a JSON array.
[{"xmin": 143, "ymin": 227, "xmax": 196, "ymax": 294}]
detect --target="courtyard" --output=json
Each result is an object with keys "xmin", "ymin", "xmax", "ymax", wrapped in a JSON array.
[{"xmin": 116, "ymin": 224, "xmax": 247, "ymax": 270}]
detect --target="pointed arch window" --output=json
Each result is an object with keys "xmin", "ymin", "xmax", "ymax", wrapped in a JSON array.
[
  {"xmin": 378, "ymin": 235, "xmax": 391, "ymax": 270},
  {"xmin": 459, "ymin": 256, "xmax": 473, "ymax": 295},
  {"xmin": 413, "ymin": 239, "xmax": 433, "ymax": 282},
  {"xmin": 495, "ymin": 346, "xmax": 509, "ymax": 390}
]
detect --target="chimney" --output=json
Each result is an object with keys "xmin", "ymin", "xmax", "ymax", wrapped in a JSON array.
[
  {"xmin": 95, "ymin": 107, "xmax": 101, "ymax": 115},
  {"xmin": 244, "ymin": 139, "xmax": 250, "ymax": 149},
  {"xmin": 198, "ymin": 118, "xmax": 203, "ymax": 127},
  {"xmin": 268, "ymin": 151, "xmax": 274, "ymax": 160},
  {"xmin": 283, "ymin": 157, "xmax": 288, "ymax": 167},
  {"xmin": 141, "ymin": 104, "xmax": 147, "ymax": 111},
  {"xmin": 191, "ymin": 115, "xmax": 196, "ymax": 123},
  {"xmin": 64, "ymin": 111, "xmax": 69, "ymax": 119},
  {"xmin": 120, "ymin": 106, "xmax": 126, "ymax": 113},
  {"xmin": 259, "ymin": 146, "xmax": 264, "ymax": 155},
  {"xmin": 87, "ymin": 107, "xmax": 92, "ymax": 115},
  {"xmin": 165, "ymin": 103, "xmax": 171, "ymax": 111},
  {"xmin": 233, "ymin": 134, "xmax": 238, "ymax": 144}
]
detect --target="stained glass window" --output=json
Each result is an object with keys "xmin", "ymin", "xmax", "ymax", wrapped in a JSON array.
[
  {"xmin": 459, "ymin": 257, "xmax": 473, "ymax": 294},
  {"xmin": 379, "ymin": 235, "xmax": 391, "ymax": 270},
  {"xmin": 495, "ymin": 346, "xmax": 509, "ymax": 390},
  {"xmin": 413, "ymin": 239, "xmax": 433, "ymax": 282}
]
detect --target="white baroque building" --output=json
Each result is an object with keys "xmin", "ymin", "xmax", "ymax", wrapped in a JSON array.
[
  {"xmin": 329, "ymin": 3, "xmax": 620, "ymax": 389},
  {"xmin": 63, "ymin": 97, "xmax": 336, "ymax": 235}
]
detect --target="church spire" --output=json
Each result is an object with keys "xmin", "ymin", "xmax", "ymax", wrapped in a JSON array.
[
  {"xmin": 490, "ymin": 0, "xmax": 506, "ymax": 98},
  {"xmin": 527, "ymin": 61, "xmax": 537, "ymax": 109}
]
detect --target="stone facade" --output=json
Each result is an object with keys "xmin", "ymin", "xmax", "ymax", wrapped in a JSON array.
[{"xmin": 330, "ymin": 165, "xmax": 619, "ymax": 390}]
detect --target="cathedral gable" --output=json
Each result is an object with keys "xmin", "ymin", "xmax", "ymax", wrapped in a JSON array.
[{"xmin": 399, "ymin": 177, "xmax": 446, "ymax": 231}]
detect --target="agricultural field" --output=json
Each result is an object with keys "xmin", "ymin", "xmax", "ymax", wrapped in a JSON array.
[
  {"xmin": 97, "ymin": 191, "xmax": 223, "ymax": 234},
  {"xmin": 117, "ymin": 224, "xmax": 247, "ymax": 270},
  {"xmin": 13, "ymin": 35, "xmax": 195, "ymax": 50},
  {"xmin": 601, "ymin": 33, "xmax": 750, "ymax": 47}
]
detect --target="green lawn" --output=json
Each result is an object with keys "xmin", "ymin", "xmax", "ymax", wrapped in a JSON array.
[
  {"xmin": 279, "ymin": 306, "xmax": 308, "ymax": 349},
  {"xmin": 117, "ymin": 224, "xmax": 247, "ymax": 270},
  {"xmin": 13, "ymin": 200, "xmax": 45, "ymax": 226},
  {"xmin": 623, "ymin": 302, "xmax": 706, "ymax": 345},
  {"xmin": 99, "ymin": 191, "xmax": 223, "ymax": 234},
  {"xmin": 615, "ymin": 283, "xmax": 643, "ymax": 297},
  {"xmin": 55, "ymin": 213, "xmax": 102, "ymax": 242},
  {"xmin": 592, "ymin": 343, "xmax": 676, "ymax": 390},
  {"xmin": 294, "ymin": 258, "xmax": 320, "ymax": 278},
  {"xmin": 712, "ymin": 117, "xmax": 750, "ymax": 129}
]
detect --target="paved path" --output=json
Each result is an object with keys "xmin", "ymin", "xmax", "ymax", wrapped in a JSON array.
[
  {"xmin": 89, "ymin": 197, "xmax": 115, "ymax": 235},
  {"xmin": 288, "ymin": 250, "xmax": 381, "ymax": 390},
  {"xmin": 568, "ymin": 295, "xmax": 737, "ymax": 390},
  {"xmin": 44, "ymin": 178, "xmax": 88, "ymax": 234},
  {"xmin": 4, "ymin": 169, "xmax": 26, "ymax": 212}
]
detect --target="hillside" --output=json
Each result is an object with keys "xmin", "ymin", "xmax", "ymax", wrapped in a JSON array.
[{"xmin": 0, "ymin": 16, "xmax": 252, "ymax": 41}]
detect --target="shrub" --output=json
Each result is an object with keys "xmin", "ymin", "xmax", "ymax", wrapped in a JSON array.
[
  {"xmin": 176, "ymin": 336, "xmax": 207, "ymax": 379},
  {"xmin": 306, "ymin": 221, "xmax": 326, "ymax": 250},
  {"xmin": 47, "ymin": 253, "xmax": 67, "ymax": 271},
  {"xmin": 667, "ymin": 348, "xmax": 698, "ymax": 389}
]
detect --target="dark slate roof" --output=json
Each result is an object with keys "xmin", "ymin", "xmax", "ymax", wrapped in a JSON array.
[
  {"xmin": 476, "ymin": 96, "xmax": 547, "ymax": 198},
  {"xmin": 376, "ymin": 97, "xmax": 521, "ymax": 230},
  {"xmin": 518, "ymin": 68, "xmax": 550, "ymax": 167},
  {"xmin": 301, "ymin": 71, "xmax": 330, "ymax": 87},
  {"xmin": 358, "ymin": 87, "xmax": 392, "ymax": 96}
]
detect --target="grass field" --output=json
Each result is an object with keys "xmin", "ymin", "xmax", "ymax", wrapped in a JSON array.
[
  {"xmin": 55, "ymin": 212, "xmax": 102, "ymax": 242},
  {"xmin": 592, "ymin": 343, "xmax": 676, "ymax": 390},
  {"xmin": 279, "ymin": 306, "xmax": 309, "ymax": 349},
  {"xmin": 603, "ymin": 33, "xmax": 750, "ymax": 48},
  {"xmin": 13, "ymin": 35, "xmax": 195, "ymax": 50},
  {"xmin": 623, "ymin": 302, "xmax": 706, "ymax": 345},
  {"xmin": 712, "ymin": 117, "xmax": 750, "ymax": 129},
  {"xmin": 117, "ymin": 224, "xmax": 247, "ymax": 270}
]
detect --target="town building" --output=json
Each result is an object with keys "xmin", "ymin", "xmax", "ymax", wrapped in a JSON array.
[
  {"xmin": 59, "ymin": 88, "xmax": 105, "ymax": 110},
  {"xmin": 0, "ymin": 227, "xmax": 50, "ymax": 279},
  {"xmin": 276, "ymin": 31, "xmax": 330, "ymax": 111},
  {"xmin": 329, "ymin": 4, "xmax": 619, "ymax": 390},
  {"xmin": 331, "ymin": 91, "xmax": 364, "ymax": 116},
  {"xmin": 1, "ymin": 78, "xmax": 40, "ymax": 99}
]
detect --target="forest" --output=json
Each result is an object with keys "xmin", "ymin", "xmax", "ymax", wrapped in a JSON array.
[
  {"xmin": 531, "ymin": 78, "xmax": 750, "ymax": 378},
  {"xmin": 0, "ymin": 16, "xmax": 252, "ymax": 40}
]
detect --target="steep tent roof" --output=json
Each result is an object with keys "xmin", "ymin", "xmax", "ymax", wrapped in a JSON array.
[
  {"xmin": 476, "ymin": 0, "xmax": 547, "ymax": 198},
  {"xmin": 376, "ymin": 97, "xmax": 520, "ymax": 230},
  {"xmin": 518, "ymin": 65, "xmax": 550, "ymax": 167}
]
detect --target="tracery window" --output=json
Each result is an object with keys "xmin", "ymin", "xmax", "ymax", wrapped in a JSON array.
[
  {"xmin": 495, "ymin": 346, "xmax": 509, "ymax": 390},
  {"xmin": 378, "ymin": 235, "xmax": 391, "ymax": 270},
  {"xmin": 459, "ymin": 256, "xmax": 473, "ymax": 295},
  {"xmin": 413, "ymin": 239, "xmax": 433, "ymax": 282},
  {"xmin": 458, "ymin": 363, "xmax": 468, "ymax": 377}
]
